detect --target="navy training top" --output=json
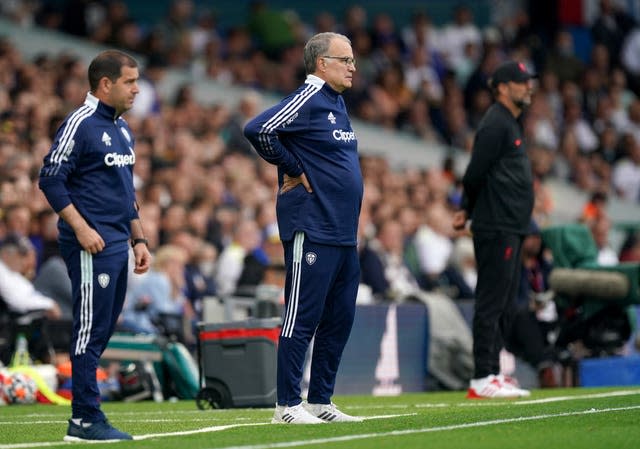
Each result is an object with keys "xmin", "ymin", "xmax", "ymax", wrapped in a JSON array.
[
  {"xmin": 244, "ymin": 75, "xmax": 363, "ymax": 246},
  {"xmin": 39, "ymin": 92, "xmax": 139, "ymax": 254}
]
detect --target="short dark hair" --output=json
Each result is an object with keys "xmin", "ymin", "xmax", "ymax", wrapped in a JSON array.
[{"xmin": 88, "ymin": 50, "xmax": 138, "ymax": 92}]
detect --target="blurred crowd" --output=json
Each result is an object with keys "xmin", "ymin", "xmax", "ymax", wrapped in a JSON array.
[{"xmin": 0, "ymin": 0, "xmax": 640, "ymax": 355}]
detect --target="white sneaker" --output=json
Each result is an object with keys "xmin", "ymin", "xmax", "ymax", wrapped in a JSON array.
[
  {"xmin": 271, "ymin": 404, "xmax": 325, "ymax": 424},
  {"xmin": 303, "ymin": 402, "xmax": 363, "ymax": 422},
  {"xmin": 497, "ymin": 374, "xmax": 531, "ymax": 397},
  {"xmin": 467, "ymin": 374, "xmax": 529, "ymax": 399}
]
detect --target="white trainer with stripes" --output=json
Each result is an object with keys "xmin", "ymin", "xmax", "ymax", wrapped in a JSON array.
[
  {"xmin": 271, "ymin": 404, "xmax": 325, "ymax": 424},
  {"xmin": 303, "ymin": 402, "xmax": 363, "ymax": 422},
  {"xmin": 467, "ymin": 374, "xmax": 530, "ymax": 399}
]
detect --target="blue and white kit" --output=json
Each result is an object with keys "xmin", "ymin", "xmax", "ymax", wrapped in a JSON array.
[
  {"xmin": 244, "ymin": 75, "xmax": 363, "ymax": 405},
  {"xmin": 39, "ymin": 92, "xmax": 138, "ymax": 422}
]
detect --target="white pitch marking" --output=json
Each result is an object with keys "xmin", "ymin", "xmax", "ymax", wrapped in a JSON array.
[
  {"xmin": 1, "ymin": 389, "xmax": 639, "ymax": 448},
  {"xmin": 213, "ymin": 405, "xmax": 640, "ymax": 449},
  {"xmin": 134, "ymin": 422, "xmax": 271, "ymax": 440}
]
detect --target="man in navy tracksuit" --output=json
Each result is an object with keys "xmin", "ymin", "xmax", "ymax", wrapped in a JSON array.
[
  {"xmin": 244, "ymin": 32, "xmax": 363, "ymax": 424},
  {"xmin": 39, "ymin": 50, "xmax": 151, "ymax": 441}
]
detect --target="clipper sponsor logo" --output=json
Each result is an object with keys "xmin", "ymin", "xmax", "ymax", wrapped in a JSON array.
[
  {"xmin": 104, "ymin": 152, "xmax": 135, "ymax": 167},
  {"xmin": 332, "ymin": 129, "xmax": 356, "ymax": 142},
  {"xmin": 305, "ymin": 252, "xmax": 317, "ymax": 265},
  {"xmin": 101, "ymin": 132, "xmax": 112, "ymax": 146},
  {"xmin": 98, "ymin": 273, "xmax": 110, "ymax": 288}
]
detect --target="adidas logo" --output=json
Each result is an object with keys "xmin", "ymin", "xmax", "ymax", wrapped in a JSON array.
[
  {"xmin": 101, "ymin": 132, "xmax": 112, "ymax": 146},
  {"xmin": 327, "ymin": 112, "xmax": 336, "ymax": 124}
]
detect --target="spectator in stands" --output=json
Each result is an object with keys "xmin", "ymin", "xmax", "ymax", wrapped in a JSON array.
[
  {"xmin": 580, "ymin": 190, "xmax": 608, "ymax": 225},
  {"xmin": 338, "ymin": 4, "xmax": 367, "ymax": 40},
  {"xmin": 3, "ymin": 204, "xmax": 31, "ymax": 239},
  {"xmin": 247, "ymin": 0, "xmax": 297, "ymax": 62},
  {"xmin": 183, "ymin": 240, "xmax": 217, "ymax": 320},
  {"xmin": 562, "ymin": 99, "xmax": 598, "ymax": 154},
  {"xmin": 446, "ymin": 235, "xmax": 477, "ymax": 300},
  {"xmin": 0, "ymin": 233, "xmax": 62, "ymax": 365},
  {"xmin": 544, "ymin": 29, "xmax": 585, "ymax": 85},
  {"xmin": 128, "ymin": 53, "xmax": 168, "ymax": 119},
  {"xmin": 609, "ymin": 67, "xmax": 637, "ymax": 125},
  {"xmin": 214, "ymin": 217, "xmax": 263, "ymax": 297},
  {"xmin": 31, "ymin": 209, "xmax": 73, "ymax": 321},
  {"xmin": 0, "ymin": 233, "xmax": 61, "ymax": 320},
  {"xmin": 359, "ymin": 217, "xmax": 473, "ymax": 390},
  {"xmin": 155, "ymin": 0, "xmax": 196, "ymax": 67},
  {"xmin": 439, "ymin": 4, "xmax": 482, "ymax": 71},
  {"xmin": 591, "ymin": 0, "xmax": 636, "ymax": 69},
  {"xmin": 463, "ymin": 45, "xmax": 502, "ymax": 113},
  {"xmin": 507, "ymin": 220, "xmax": 558, "ymax": 388},
  {"xmin": 589, "ymin": 213, "xmax": 619, "ymax": 266},
  {"xmin": 413, "ymin": 203, "xmax": 454, "ymax": 291},
  {"xmin": 165, "ymin": 229, "xmax": 216, "ymax": 319},
  {"xmin": 619, "ymin": 230, "xmax": 640, "ymax": 262},
  {"xmin": 611, "ymin": 134, "xmax": 640, "ymax": 202},
  {"xmin": 33, "ymin": 253, "xmax": 72, "ymax": 321},
  {"xmin": 159, "ymin": 203, "xmax": 188, "ymax": 244},
  {"xmin": 224, "ymin": 90, "xmax": 263, "ymax": 157},
  {"xmin": 620, "ymin": 99, "xmax": 640, "ymax": 148},
  {"xmin": 121, "ymin": 244, "xmax": 193, "ymax": 341},
  {"xmin": 404, "ymin": 45, "xmax": 444, "ymax": 104}
]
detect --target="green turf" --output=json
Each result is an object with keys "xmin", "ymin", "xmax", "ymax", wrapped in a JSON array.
[{"xmin": 1, "ymin": 387, "xmax": 639, "ymax": 448}]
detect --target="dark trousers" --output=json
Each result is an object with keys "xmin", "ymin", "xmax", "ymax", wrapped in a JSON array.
[
  {"xmin": 61, "ymin": 245, "xmax": 129, "ymax": 422},
  {"xmin": 278, "ymin": 232, "xmax": 359, "ymax": 406},
  {"xmin": 472, "ymin": 231, "xmax": 523, "ymax": 378}
]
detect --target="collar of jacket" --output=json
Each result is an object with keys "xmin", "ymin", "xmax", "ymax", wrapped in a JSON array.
[
  {"xmin": 85, "ymin": 92, "xmax": 119, "ymax": 121},
  {"xmin": 305, "ymin": 74, "xmax": 341, "ymax": 101}
]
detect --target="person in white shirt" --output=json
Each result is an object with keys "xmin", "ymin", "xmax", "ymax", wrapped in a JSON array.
[
  {"xmin": 0, "ymin": 233, "xmax": 61, "ymax": 365},
  {"xmin": 0, "ymin": 233, "xmax": 61, "ymax": 319},
  {"xmin": 214, "ymin": 218, "xmax": 262, "ymax": 297},
  {"xmin": 612, "ymin": 135, "xmax": 640, "ymax": 202}
]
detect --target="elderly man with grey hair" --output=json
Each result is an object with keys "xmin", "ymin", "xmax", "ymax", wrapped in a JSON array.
[{"xmin": 244, "ymin": 32, "xmax": 363, "ymax": 424}]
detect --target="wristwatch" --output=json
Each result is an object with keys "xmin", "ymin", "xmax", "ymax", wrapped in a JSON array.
[{"xmin": 131, "ymin": 238, "xmax": 148, "ymax": 248}]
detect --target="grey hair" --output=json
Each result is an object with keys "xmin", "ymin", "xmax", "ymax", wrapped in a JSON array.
[{"xmin": 303, "ymin": 32, "xmax": 351, "ymax": 74}]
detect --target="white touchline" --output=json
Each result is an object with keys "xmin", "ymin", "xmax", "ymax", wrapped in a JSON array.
[
  {"xmin": 213, "ymin": 405, "xmax": 640, "ymax": 449},
  {"xmin": 1, "ymin": 390, "xmax": 639, "ymax": 449}
]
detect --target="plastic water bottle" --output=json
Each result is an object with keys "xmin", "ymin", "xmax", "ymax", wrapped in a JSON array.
[{"xmin": 9, "ymin": 333, "xmax": 31, "ymax": 367}]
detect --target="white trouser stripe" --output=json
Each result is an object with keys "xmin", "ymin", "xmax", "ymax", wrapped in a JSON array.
[
  {"xmin": 282, "ymin": 232, "xmax": 304, "ymax": 338},
  {"xmin": 75, "ymin": 250, "xmax": 94, "ymax": 355}
]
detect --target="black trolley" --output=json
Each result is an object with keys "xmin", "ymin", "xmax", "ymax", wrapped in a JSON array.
[{"xmin": 195, "ymin": 317, "xmax": 281, "ymax": 409}]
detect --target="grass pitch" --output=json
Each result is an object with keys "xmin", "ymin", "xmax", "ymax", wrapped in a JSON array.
[{"xmin": 1, "ymin": 387, "xmax": 639, "ymax": 449}]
